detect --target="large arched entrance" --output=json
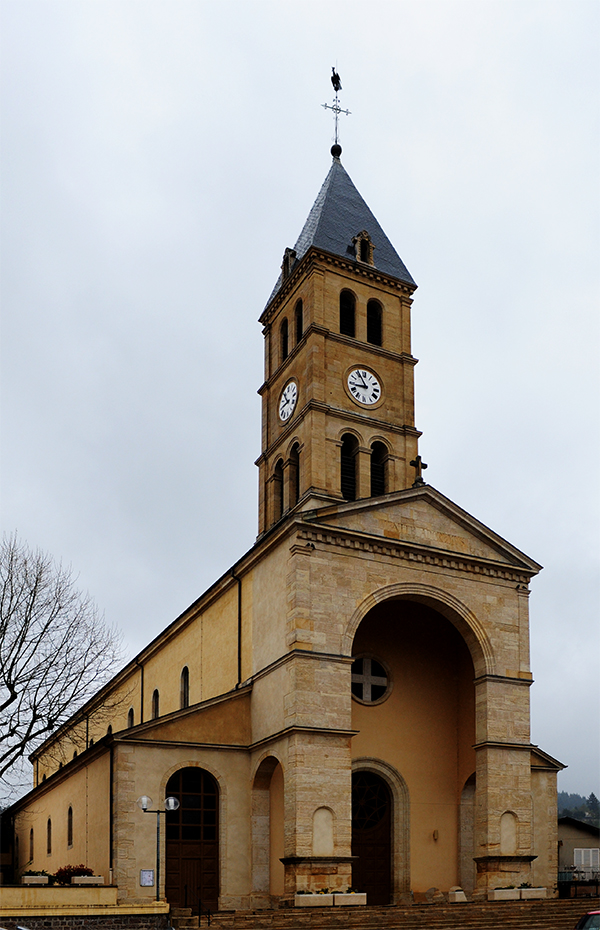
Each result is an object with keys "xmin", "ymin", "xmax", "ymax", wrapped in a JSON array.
[
  {"xmin": 165, "ymin": 767, "xmax": 219, "ymax": 914},
  {"xmin": 351, "ymin": 770, "xmax": 392, "ymax": 904}
]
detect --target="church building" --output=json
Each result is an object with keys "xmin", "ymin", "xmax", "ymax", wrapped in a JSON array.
[{"xmin": 11, "ymin": 143, "xmax": 563, "ymax": 913}]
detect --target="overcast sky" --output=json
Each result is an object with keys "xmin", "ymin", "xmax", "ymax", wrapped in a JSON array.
[{"xmin": 1, "ymin": 0, "xmax": 598, "ymax": 797}]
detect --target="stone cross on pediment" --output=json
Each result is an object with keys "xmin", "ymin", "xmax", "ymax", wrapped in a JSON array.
[{"xmin": 410, "ymin": 455, "xmax": 428, "ymax": 487}]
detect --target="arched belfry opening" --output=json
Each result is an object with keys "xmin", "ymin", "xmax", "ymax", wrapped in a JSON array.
[
  {"xmin": 340, "ymin": 433, "xmax": 359, "ymax": 501},
  {"xmin": 350, "ymin": 595, "xmax": 477, "ymax": 897}
]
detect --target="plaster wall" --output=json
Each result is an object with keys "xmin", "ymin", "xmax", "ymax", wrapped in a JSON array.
[{"xmin": 15, "ymin": 751, "xmax": 110, "ymax": 881}]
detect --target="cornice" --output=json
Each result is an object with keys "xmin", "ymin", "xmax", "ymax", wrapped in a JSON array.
[
  {"xmin": 260, "ymin": 247, "xmax": 416, "ymax": 325},
  {"xmin": 256, "ymin": 398, "xmax": 422, "ymax": 463},
  {"xmin": 295, "ymin": 523, "xmax": 536, "ymax": 585},
  {"xmin": 474, "ymin": 673, "xmax": 533, "ymax": 687}
]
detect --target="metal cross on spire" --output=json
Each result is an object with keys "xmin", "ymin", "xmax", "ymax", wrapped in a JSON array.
[{"xmin": 322, "ymin": 67, "xmax": 351, "ymax": 155}]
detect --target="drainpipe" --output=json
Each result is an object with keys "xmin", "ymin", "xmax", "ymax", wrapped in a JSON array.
[
  {"xmin": 136, "ymin": 659, "xmax": 144, "ymax": 723},
  {"xmin": 231, "ymin": 569, "xmax": 242, "ymax": 688}
]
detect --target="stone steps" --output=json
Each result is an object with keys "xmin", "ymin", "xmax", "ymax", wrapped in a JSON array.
[{"xmin": 184, "ymin": 897, "xmax": 600, "ymax": 930}]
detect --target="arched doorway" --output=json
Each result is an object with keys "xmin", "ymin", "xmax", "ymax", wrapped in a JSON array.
[
  {"xmin": 165, "ymin": 767, "xmax": 219, "ymax": 914},
  {"xmin": 351, "ymin": 770, "xmax": 392, "ymax": 904}
]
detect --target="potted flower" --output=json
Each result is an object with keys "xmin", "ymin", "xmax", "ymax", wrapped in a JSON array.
[
  {"xmin": 519, "ymin": 882, "xmax": 547, "ymax": 899},
  {"xmin": 295, "ymin": 887, "xmax": 334, "ymax": 906},
  {"xmin": 334, "ymin": 887, "xmax": 367, "ymax": 905},
  {"xmin": 21, "ymin": 869, "xmax": 52, "ymax": 885},
  {"xmin": 487, "ymin": 885, "xmax": 520, "ymax": 901},
  {"xmin": 54, "ymin": 864, "xmax": 103, "ymax": 885}
]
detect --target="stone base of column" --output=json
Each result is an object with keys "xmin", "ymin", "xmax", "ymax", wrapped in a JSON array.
[
  {"xmin": 280, "ymin": 856, "xmax": 355, "ymax": 895},
  {"xmin": 474, "ymin": 854, "xmax": 537, "ymax": 890}
]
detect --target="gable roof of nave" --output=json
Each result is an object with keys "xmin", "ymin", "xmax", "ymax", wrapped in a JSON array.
[{"xmin": 299, "ymin": 484, "xmax": 542, "ymax": 575}]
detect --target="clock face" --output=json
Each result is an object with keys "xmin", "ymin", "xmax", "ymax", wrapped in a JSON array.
[
  {"xmin": 279, "ymin": 381, "xmax": 298, "ymax": 422},
  {"xmin": 347, "ymin": 368, "xmax": 382, "ymax": 406}
]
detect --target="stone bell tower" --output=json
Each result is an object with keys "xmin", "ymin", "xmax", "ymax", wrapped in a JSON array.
[{"xmin": 256, "ymin": 150, "xmax": 422, "ymax": 536}]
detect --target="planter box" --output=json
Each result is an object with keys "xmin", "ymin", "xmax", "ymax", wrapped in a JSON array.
[
  {"xmin": 71, "ymin": 875, "xmax": 104, "ymax": 885},
  {"xmin": 488, "ymin": 888, "xmax": 520, "ymax": 901},
  {"xmin": 448, "ymin": 890, "xmax": 468, "ymax": 902},
  {"xmin": 295, "ymin": 893, "xmax": 334, "ymax": 907},
  {"xmin": 334, "ymin": 893, "xmax": 367, "ymax": 906},
  {"xmin": 520, "ymin": 887, "xmax": 547, "ymax": 899},
  {"xmin": 22, "ymin": 875, "xmax": 49, "ymax": 884}
]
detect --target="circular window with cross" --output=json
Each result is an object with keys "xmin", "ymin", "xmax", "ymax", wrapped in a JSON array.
[{"xmin": 351, "ymin": 655, "xmax": 391, "ymax": 704}]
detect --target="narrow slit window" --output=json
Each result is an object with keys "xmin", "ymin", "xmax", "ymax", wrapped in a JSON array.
[
  {"xmin": 67, "ymin": 806, "xmax": 73, "ymax": 847},
  {"xmin": 29, "ymin": 828, "xmax": 34, "ymax": 862},
  {"xmin": 341, "ymin": 434, "xmax": 358, "ymax": 501},
  {"xmin": 46, "ymin": 818, "xmax": 52, "ymax": 855},
  {"xmin": 180, "ymin": 666, "xmax": 190, "ymax": 709},
  {"xmin": 295, "ymin": 300, "xmax": 303, "ymax": 344},
  {"xmin": 340, "ymin": 291, "xmax": 355, "ymax": 338},
  {"xmin": 280, "ymin": 318, "xmax": 289, "ymax": 363},
  {"xmin": 274, "ymin": 459, "xmax": 284, "ymax": 522},
  {"xmin": 370, "ymin": 442, "xmax": 387, "ymax": 497},
  {"xmin": 127, "ymin": 707, "xmax": 134, "ymax": 728},
  {"xmin": 367, "ymin": 300, "xmax": 383, "ymax": 346},
  {"xmin": 151, "ymin": 689, "xmax": 160, "ymax": 720},
  {"xmin": 290, "ymin": 443, "xmax": 300, "ymax": 507}
]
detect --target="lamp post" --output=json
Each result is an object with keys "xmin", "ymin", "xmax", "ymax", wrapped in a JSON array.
[{"xmin": 136, "ymin": 794, "xmax": 180, "ymax": 902}]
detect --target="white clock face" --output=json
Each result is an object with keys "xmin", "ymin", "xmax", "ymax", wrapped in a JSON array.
[
  {"xmin": 279, "ymin": 381, "xmax": 298, "ymax": 422},
  {"xmin": 347, "ymin": 369, "xmax": 382, "ymax": 406}
]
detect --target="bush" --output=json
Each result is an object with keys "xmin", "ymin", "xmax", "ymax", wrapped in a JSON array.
[{"xmin": 54, "ymin": 863, "xmax": 94, "ymax": 884}]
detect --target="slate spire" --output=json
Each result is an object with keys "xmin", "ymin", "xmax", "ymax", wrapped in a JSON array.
[{"xmin": 267, "ymin": 154, "xmax": 415, "ymax": 306}]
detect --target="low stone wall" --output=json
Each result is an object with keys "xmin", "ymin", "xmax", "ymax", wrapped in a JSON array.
[{"xmin": 0, "ymin": 918, "xmax": 172, "ymax": 930}]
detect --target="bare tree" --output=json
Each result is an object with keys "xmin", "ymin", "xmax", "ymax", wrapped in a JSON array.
[{"xmin": 0, "ymin": 534, "xmax": 122, "ymax": 797}]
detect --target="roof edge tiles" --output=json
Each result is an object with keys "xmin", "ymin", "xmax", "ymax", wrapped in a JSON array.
[{"xmin": 265, "ymin": 156, "xmax": 416, "ymax": 309}]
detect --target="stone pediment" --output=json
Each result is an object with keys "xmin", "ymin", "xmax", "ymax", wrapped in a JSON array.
[
  {"xmin": 121, "ymin": 687, "xmax": 251, "ymax": 747},
  {"xmin": 301, "ymin": 485, "xmax": 542, "ymax": 573}
]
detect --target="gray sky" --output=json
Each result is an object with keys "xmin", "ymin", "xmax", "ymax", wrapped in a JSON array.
[{"xmin": 1, "ymin": 0, "xmax": 598, "ymax": 796}]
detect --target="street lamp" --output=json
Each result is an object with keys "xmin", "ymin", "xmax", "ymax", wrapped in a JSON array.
[{"xmin": 136, "ymin": 794, "xmax": 180, "ymax": 901}]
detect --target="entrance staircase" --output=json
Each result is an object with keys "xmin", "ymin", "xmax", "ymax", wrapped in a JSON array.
[{"xmin": 170, "ymin": 897, "xmax": 599, "ymax": 930}]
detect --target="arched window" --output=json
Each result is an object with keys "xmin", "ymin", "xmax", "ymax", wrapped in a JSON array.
[
  {"xmin": 152, "ymin": 689, "xmax": 160, "ymax": 719},
  {"xmin": 180, "ymin": 666, "xmax": 190, "ymax": 709},
  {"xmin": 370, "ymin": 442, "xmax": 387, "ymax": 497},
  {"xmin": 67, "ymin": 806, "xmax": 73, "ymax": 847},
  {"xmin": 280, "ymin": 318, "xmax": 289, "ymax": 363},
  {"xmin": 46, "ymin": 818, "xmax": 52, "ymax": 855},
  {"xmin": 341, "ymin": 434, "xmax": 358, "ymax": 501},
  {"xmin": 127, "ymin": 707, "xmax": 134, "ymax": 728},
  {"xmin": 89, "ymin": 738, "xmax": 94, "ymax": 748},
  {"xmin": 273, "ymin": 459, "xmax": 284, "ymax": 522},
  {"xmin": 295, "ymin": 300, "xmax": 303, "ymax": 344},
  {"xmin": 290, "ymin": 443, "xmax": 300, "ymax": 507},
  {"xmin": 72, "ymin": 749, "xmax": 77, "ymax": 760},
  {"xmin": 340, "ymin": 291, "xmax": 355, "ymax": 337},
  {"xmin": 42, "ymin": 773, "xmax": 47, "ymax": 782},
  {"xmin": 29, "ymin": 827, "xmax": 34, "ymax": 862},
  {"xmin": 106, "ymin": 725, "xmax": 112, "ymax": 736},
  {"xmin": 367, "ymin": 300, "xmax": 383, "ymax": 346}
]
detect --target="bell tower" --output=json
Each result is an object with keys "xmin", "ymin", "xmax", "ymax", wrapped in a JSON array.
[{"xmin": 256, "ymin": 149, "xmax": 421, "ymax": 536}]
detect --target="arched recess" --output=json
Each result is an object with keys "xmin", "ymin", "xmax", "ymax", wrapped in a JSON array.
[
  {"xmin": 500, "ymin": 810, "xmax": 518, "ymax": 855},
  {"xmin": 352, "ymin": 758, "xmax": 410, "ymax": 903},
  {"xmin": 251, "ymin": 755, "xmax": 285, "ymax": 900},
  {"xmin": 164, "ymin": 765, "xmax": 220, "ymax": 915},
  {"xmin": 459, "ymin": 773, "xmax": 476, "ymax": 893},
  {"xmin": 343, "ymin": 583, "xmax": 495, "ymax": 678}
]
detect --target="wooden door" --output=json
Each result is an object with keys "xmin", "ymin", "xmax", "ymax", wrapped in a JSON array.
[
  {"xmin": 165, "ymin": 767, "xmax": 219, "ymax": 914},
  {"xmin": 351, "ymin": 770, "xmax": 392, "ymax": 905}
]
